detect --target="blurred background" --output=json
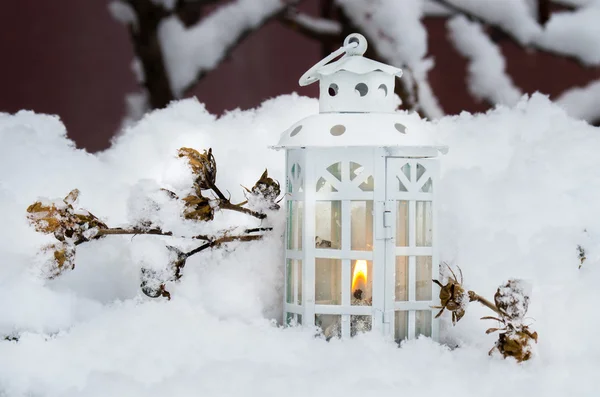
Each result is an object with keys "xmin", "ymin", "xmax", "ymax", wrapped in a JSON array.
[{"xmin": 1, "ymin": 0, "xmax": 599, "ymax": 152}]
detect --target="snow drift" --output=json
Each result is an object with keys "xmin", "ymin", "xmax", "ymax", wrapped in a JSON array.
[{"xmin": 1, "ymin": 94, "xmax": 599, "ymax": 396}]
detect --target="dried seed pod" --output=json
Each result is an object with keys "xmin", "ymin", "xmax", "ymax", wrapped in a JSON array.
[
  {"xmin": 41, "ymin": 243, "xmax": 76, "ymax": 279},
  {"xmin": 182, "ymin": 194, "xmax": 214, "ymax": 221},
  {"xmin": 432, "ymin": 264, "xmax": 468, "ymax": 325},
  {"xmin": 63, "ymin": 188, "xmax": 80, "ymax": 206},
  {"xmin": 246, "ymin": 169, "xmax": 281, "ymax": 209},
  {"xmin": 140, "ymin": 268, "xmax": 171, "ymax": 299},
  {"xmin": 494, "ymin": 279, "xmax": 530, "ymax": 321},
  {"xmin": 178, "ymin": 147, "xmax": 217, "ymax": 190},
  {"xmin": 166, "ymin": 245, "xmax": 187, "ymax": 281},
  {"xmin": 489, "ymin": 325, "xmax": 538, "ymax": 362},
  {"xmin": 26, "ymin": 201, "xmax": 64, "ymax": 235}
]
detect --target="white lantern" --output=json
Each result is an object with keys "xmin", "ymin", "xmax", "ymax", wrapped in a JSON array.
[{"xmin": 274, "ymin": 34, "xmax": 447, "ymax": 342}]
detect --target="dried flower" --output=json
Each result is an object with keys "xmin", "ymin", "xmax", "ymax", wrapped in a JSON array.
[
  {"xmin": 244, "ymin": 169, "xmax": 281, "ymax": 209},
  {"xmin": 27, "ymin": 189, "xmax": 106, "ymax": 244},
  {"xmin": 483, "ymin": 279, "xmax": 538, "ymax": 362},
  {"xmin": 41, "ymin": 243, "xmax": 76, "ymax": 279},
  {"xmin": 494, "ymin": 279, "xmax": 530, "ymax": 321},
  {"xmin": 178, "ymin": 147, "xmax": 217, "ymax": 190},
  {"xmin": 140, "ymin": 268, "xmax": 171, "ymax": 299},
  {"xmin": 182, "ymin": 193, "xmax": 214, "ymax": 221},
  {"xmin": 432, "ymin": 264, "xmax": 468, "ymax": 324}
]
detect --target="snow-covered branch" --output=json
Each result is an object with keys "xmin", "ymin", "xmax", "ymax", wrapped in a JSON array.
[
  {"xmin": 447, "ymin": 15, "xmax": 522, "ymax": 106},
  {"xmin": 159, "ymin": 0, "xmax": 292, "ymax": 97},
  {"xmin": 556, "ymin": 79, "xmax": 600, "ymax": 122},
  {"xmin": 536, "ymin": 4, "xmax": 600, "ymax": 66},
  {"xmin": 280, "ymin": 9, "xmax": 342, "ymax": 41},
  {"xmin": 336, "ymin": 0, "xmax": 444, "ymax": 118},
  {"xmin": 434, "ymin": 0, "xmax": 542, "ymax": 45}
]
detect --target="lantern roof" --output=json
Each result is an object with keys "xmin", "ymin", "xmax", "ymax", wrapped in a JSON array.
[
  {"xmin": 301, "ymin": 52, "xmax": 403, "ymax": 84},
  {"xmin": 274, "ymin": 112, "xmax": 446, "ymax": 154},
  {"xmin": 274, "ymin": 33, "xmax": 447, "ymax": 154}
]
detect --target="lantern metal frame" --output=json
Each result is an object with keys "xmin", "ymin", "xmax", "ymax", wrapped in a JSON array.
[{"xmin": 275, "ymin": 34, "xmax": 447, "ymax": 342}]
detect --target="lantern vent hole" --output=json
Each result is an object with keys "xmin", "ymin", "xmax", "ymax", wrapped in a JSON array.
[
  {"xmin": 395, "ymin": 123, "xmax": 406, "ymax": 134},
  {"xmin": 330, "ymin": 125, "xmax": 346, "ymax": 136},
  {"xmin": 355, "ymin": 83, "xmax": 368, "ymax": 97},
  {"xmin": 378, "ymin": 84, "xmax": 388, "ymax": 97},
  {"xmin": 328, "ymin": 84, "xmax": 339, "ymax": 96},
  {"xmin": 290, "ymin": 125, "xmax": 302, "ymax": 137}
]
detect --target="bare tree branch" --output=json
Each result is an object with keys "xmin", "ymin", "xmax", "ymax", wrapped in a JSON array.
[
  {"xmin": 123, "ymin": 0, "xmax": 175, "ymax": 109},
  {"xmin": 538, "ymin": 0, "xmax": 551, "ymax": 26}
]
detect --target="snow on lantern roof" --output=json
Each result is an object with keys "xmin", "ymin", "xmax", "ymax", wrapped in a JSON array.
[
  {"xmin": 275, "ymin": 33, "xmax": 447, "ymax": 154},
  {"xmin": 275, "ymin": 112, "xmax": 446, "ymax": 154},
  {"xmin": 316, "ymin": 56, "xmax": 403, "ymax": 78}
]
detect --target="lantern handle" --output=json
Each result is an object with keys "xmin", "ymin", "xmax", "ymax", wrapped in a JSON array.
[{"xmin": 298, "ymin": 33, "xmax": 368, "ymax": 87}]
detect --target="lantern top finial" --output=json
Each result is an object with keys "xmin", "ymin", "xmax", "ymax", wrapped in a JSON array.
[{"xmin": 298, "ymin": 33, "xmax": 401, "ymax": 88}]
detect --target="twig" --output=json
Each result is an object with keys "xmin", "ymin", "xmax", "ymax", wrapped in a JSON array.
[
  {"xmin": 183, "ymin": 234, "xmax": 264, "ymax": 258},
  {"xmin": 74, "ymin": 227, "xmax": 174, "ymax": 245},
  {"xmin": 218, "ymin": 200, "xmax": 267, "ymax": 220},
  {"xmin": 468, "ymin": 291, "xmax": 503, "ymax": 316},
  {"xmin": 244, "ymin": 227, "xmax": 272, "ymax": 234}
]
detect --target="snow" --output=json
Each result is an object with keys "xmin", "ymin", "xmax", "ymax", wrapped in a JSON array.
[
  {"xmin": 158, "ymin": 0, "xmax": 285, "ymax": 97},
  {"xmin": 447, "ymin": 16, "xmax": 522, "ymax": 106},
  {"xmin": 289, "ymin": 12, "xmax": 342, "ymax": 36},
  {"xmin": 336, "ymin": 0, "xmax": 444, "ymax": 117},
  {"xmin": 443, "ymin": 0, "xmax": 542, "ymax": 44},
  {"xmin": 108, "ymin": 1, "xmax": 137, "ymax": 26},
  {"xmin": 2, "ymin": 94, "xmax": 600, "ymax": 395},
  {"xmin": 536, "ymin": 3, "xmax": 600, "ymax": 66},
  {"xmin": 556, "ymin": 78, "xmax": 600, "ymax": 122}
]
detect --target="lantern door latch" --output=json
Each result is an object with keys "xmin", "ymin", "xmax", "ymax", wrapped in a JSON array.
[{"xmin": 375, "ymin": 201, "xmax": 393, "ymax": 240}]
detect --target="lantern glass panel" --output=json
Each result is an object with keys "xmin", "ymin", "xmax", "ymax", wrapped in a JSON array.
[
  {"xmin": 396, "ymin": 201, "xmax": 408, "ymax": 247},
  {"xmin": 416, "ymin": 163, "xmax": 426, "ymax": 181},
  {"xmin": 297, "ymin": 260, "xmax": 303, "ymax": 305},
  {"xmin": 416, "ymin": 310, "xmax": 432, "ymax": 338},
  {"xmin": 315, "ymin": 314, "xmax": 341, "ymax": 339},
  {"xmin": 285, "ymin": 259, "xmax": 293, "ymax": 304},
  {"xmin": 395, "ymin": 256, "xmax": 408, "ymax": 301},
  {"xmin": 351, "ymin": 315, "xmax": 372, "ymax": 336},
  {"xmin": 286, "ymin": 259, "xmax": 302, "ymax": 304},
  {"xmin": 315, "ymin": 258, "xmax": 341, "ymax": 305},
  {"xmin": 416, "ymin": 201, "xmax": 432, "ymax": 247},
  {"xmin": 286, "ymin": 312, "xmax": 299, "ymax": 326},
  {"xmin": 359, "ymin": 176, "xmax": 374, "ymax": 192},
  {"xmin": 316, "ymin": 177, "xmax": 338, "ymax": 193},
  {"xmin": 287, "ymin": 201, "xmax": 303, "ymax": 250},
  {"xmin": 420, "ymin": 178, "xmax": 433, "ymax": 193},
  {"xmin": 351, "ymin": 201, "xmax": 373, "ymax": 251},
  {"xmin": 351, "ymin": 260, "xmax": 372, "ymax": 306},
  {"xmin": 416, "ymin": 256, "xmax": 432, "ymax": 301},
  {"xmin": 315, "ymin": 201, "xmax": 341, "ymax": 249},
  {"xmin": 395, "ymin": 311, "xmax": 408, "ymax": 342},
  {"xmin": 350, "ymin": 162, "xmax": 374, "ymax": 192},
  {"xmin": 327, "ymin": 162, "xmax": 342, "ymax": 181}
]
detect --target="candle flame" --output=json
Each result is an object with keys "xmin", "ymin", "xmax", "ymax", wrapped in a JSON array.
[{"xmin": 352, "ymin": 260, "xmax": 368, "ymax": 291}]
